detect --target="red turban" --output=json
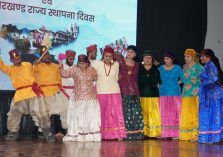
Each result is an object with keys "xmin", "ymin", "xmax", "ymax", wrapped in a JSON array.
[
  {"xmin": 86, "ymin": 44, "xmax": 97, "ymax": 52},
  {"xmin": 65, "ymin": 50, "xmax": 76, "ymax": 57},
  {"xmin": 103, "ymin": 46, "xmax": 114, "ymax": 54},
  {"xmin": 9, "ymin": 49, "xmax": 20, "ymax": 60}
]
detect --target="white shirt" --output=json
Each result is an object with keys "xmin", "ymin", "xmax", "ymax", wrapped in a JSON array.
[
  {"xmin": 62, "ymin": 63, "xmax": 74, "ymax": 96},
  {"xmin": 89, "ymin": 59, "xmax": 96, "ymax": 65},
  {"xmin": 92, "ymin": 61, "xmax": 120, "ymax": 94}
]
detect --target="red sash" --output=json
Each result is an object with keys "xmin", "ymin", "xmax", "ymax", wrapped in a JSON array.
[
  {"xmin": 62, "ymin": 86, "xmax": 74, "ymax": 89},
  {"xmin": 17, "ymin": 82, "xmax": 44, "ymax": 96},
  {"xmin": 40, "ymin": 83, "xmax": 70, "ymax": 98}
]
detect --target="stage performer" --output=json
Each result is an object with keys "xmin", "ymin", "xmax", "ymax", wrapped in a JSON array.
[
  {"xmin": 33, "ymin": 46, "xmax": 68, "ymax": 139},
  {"xmin": 0, "ymin": 49, "xmax": 53, "ymax": 142},
  {"xmin": 61, "ymin": 50, "xmax": 76, "ymax": 97},
  {"xmin": 86, "ymin": 44, "xmax": 97, "ymax": 64},
  {"xmin": 159, "ymin": 51, "xmax": 183, "ymax": 139},
  {"xmin": 50, "ymin": 50, "xmax": 76, "ymax": 139},
  {"xmin": 60, "ymin": 54, "xmax": 101, "ymax": 142},
  {"xmin": 138, "ymin": 50, "xmax": 162, "ymax": 138},
  {"xmin": 198, "ymin": 49, "xmax": 223, "ymax": 143},
  {"xmin": 115, "ymin": 45, "xmax": 144, "ymax": 140},
  {"xmin": 93, "ymin": 46, "xmax": 127, "ymax": 140},
  {"xmin": 179, "ymin": 49, "xmax": 203, "ymax": 141}
]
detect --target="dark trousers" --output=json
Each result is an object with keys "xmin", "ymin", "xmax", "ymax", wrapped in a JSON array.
[{"xmin": 50, "ymin": 114, "xmax": 66, "ymax": 135}]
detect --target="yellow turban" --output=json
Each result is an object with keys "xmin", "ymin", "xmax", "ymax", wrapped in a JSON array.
[
  {"xmin": 184, "ymin": 49, "xmax": 196, "ymax": 58},
  {"xmin": 184, "ymin": 49, "xmax": 199, "ymax": 62}
]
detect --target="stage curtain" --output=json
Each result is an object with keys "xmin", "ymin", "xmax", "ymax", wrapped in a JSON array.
[{"xmin": 137, "ymin": 0, "xmax": 207, "ymax": 65}]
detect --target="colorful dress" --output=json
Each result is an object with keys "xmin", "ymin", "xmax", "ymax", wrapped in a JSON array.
[
  {"xmin": 198, "ymin": 61, "xmax": 223, "ymax": 143},
  {"xmin": 117, "ymin": 55, "xmax": 144, "ymax": 140},
  {"xmin": 179, "ymin": 63, "xmax": 203, "ymax": 140},
  {"xmin": 93, "ymin": 60, "xmax": 127, "ymax": 139},
  {"xmin": 61, "ymin": 65, "xmax": 101, "ymax": 142},
  {"xmin": 159, "ymin": 65, "xmax": 183, "ymax": 138},
  {"xmin": 0, "ymin": 59, "xmax": 51, "ymax": 133},
  {"xmin": 34, "ymin": 62, "xmax": 68, "ymax": 129},
  {"xmin": 138, "ymin": 64, "xmax": 162, "ymax": 137}
]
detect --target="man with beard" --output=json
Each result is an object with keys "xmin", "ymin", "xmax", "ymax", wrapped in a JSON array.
[
  {"xmin": 0, "ymin": 49, "xmax": 53, "ymax": 142},
  {"xmin": 50, "ymin": 50, "xmax": 76, "ymax": 139},
  {"xmin": 86, "ymin": 44, "xmax": 97, "ymax": 64},
  {"xmin": 33, "ymin": 46, "xmax": 68, "ymax": 139},
  {"xmin": 62, "ymin": 50, "xmax": 76, "ymax": 97}
]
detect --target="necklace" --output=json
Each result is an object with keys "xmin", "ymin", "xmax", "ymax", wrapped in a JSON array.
[
  {"xmin": 144, "ymin": 64, "xmax": 152, "ymax": 77},
  {"xmin": 127, "ymin": 65, "xmax": 134, "ymax": 75},
  {"xmin": 125, "ymin": 58, "xmax": 135, "ymax": 75},
  {"xmin": 104, "ymin": 62, "xmax": 112, "ymax": 76}
]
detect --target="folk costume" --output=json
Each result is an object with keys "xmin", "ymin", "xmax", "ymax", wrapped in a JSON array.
[
  {"xmin": 159, "ymin": 52, "xmax": 183, "ymax": 138},
  {"xmin": 93, "ymin": 47, "xmax": 127, "ymax": 139},
  {"xmin": 0, "ymin": 49, "xmax": 52, "ymax": 142},
  {"xmin": 179, "ymin": 49, "xmax": 203, "ymax": 141},
  {"xmin": 116, "ymin": 45, "xmax": 144, "ymax": 140},
  {"xmin": 61, "ymin": 55, "xmax": 101, "ymax": 142},
  {"xmin": 138, "ymin": 51, "xmax": 162, "ymax": 137}
]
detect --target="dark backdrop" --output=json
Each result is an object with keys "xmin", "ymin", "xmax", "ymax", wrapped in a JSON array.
[{"xmin": 137, "ymin": 0, "xmax": 207, "ymax": 65}]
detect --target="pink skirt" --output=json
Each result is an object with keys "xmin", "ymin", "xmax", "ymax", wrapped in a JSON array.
[
  {"xmin": 97, "ymin": 93, "xmax": 127, "ymax": 139},
  {"xmin": 160, "ymin": 96, "xmax": 182, "ymax": 138}
]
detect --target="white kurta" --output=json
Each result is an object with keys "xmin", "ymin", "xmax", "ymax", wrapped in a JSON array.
[
  {"xmin": 62, "ymin": 64, "xmax": 74, "ymax": 97},
  {"xmin": 89, "ymin": 59, "xmax": 96, "ymax": 65}
]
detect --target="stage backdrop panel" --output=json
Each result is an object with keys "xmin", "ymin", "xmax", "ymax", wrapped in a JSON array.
[{"xmin": 0, "ymin": 0, "xmax": 137, "ymax": 90}]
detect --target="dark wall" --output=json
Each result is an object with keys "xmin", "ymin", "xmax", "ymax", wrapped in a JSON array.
[
  {"xmin": 0, "ymin": 91, "xmax": 61, "ymax": 136},
  {"xmin": 137, "ymin": 0, "xmax": 207, "ymax": 65},
  {"xmin": 0, "ymin": 91, "xmax": 38, "ymax": 136},
  {"xmin": 0, "ymin": 91, "xmax": 13, "ymax": 135}
]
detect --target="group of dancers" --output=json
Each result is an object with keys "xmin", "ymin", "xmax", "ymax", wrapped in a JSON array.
[{"xmin": 0, "ymin": 44, "xmax": 223, "ymax": 144}]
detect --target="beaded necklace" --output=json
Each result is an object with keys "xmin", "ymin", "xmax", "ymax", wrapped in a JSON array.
[{"xmin": 104, "ymin": 61, "xmax": 112, "ymax": 76}]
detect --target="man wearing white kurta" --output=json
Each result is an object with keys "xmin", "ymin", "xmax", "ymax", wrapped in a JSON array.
[
  {"xmin": 86, "ymin": 44, "xmax": 97, "ymax": 87},
  {"xmin": 49, "ymin": 50, "xmax": 75, "ymax": 138},
  {"xmin": 86, "ymin": 44, "xmax": 97, "ymax": 65},
  {"xmin": 62, "ymin": 50, "xmax": 76, "ymax": 97}
]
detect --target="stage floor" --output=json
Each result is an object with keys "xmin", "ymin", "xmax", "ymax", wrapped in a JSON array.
[{"xmin": 0, "ymin": 137, "xmax": 223, "ymax": 157}]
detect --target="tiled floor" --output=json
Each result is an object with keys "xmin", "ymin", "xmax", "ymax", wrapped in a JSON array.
[{"xmin": 0, "ymin": 137, "xmax": 223, "ymax": 157}]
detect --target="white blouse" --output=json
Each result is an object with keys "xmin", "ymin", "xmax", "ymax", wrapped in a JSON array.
[{"xmin": 93, "ymin": 60, "xmax": 120, "ymax": 94}]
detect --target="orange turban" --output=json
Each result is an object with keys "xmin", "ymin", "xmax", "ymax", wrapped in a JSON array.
[
  {"xmin": 184, "ymin": 49, "xmax": 199, "ymax": 62},
  {"xmin": 184, "ymin": 49, "xmax": 196, "ymax": 58}
]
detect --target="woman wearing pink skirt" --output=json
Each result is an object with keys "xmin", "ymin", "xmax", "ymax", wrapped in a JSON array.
[
  {"xmin": 93, "ymin": 46, "xmax": 127, "ymax": 139},
  {"xmin": 159, "ymin": 51, "xmax": 183, "ymax": 138}
]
